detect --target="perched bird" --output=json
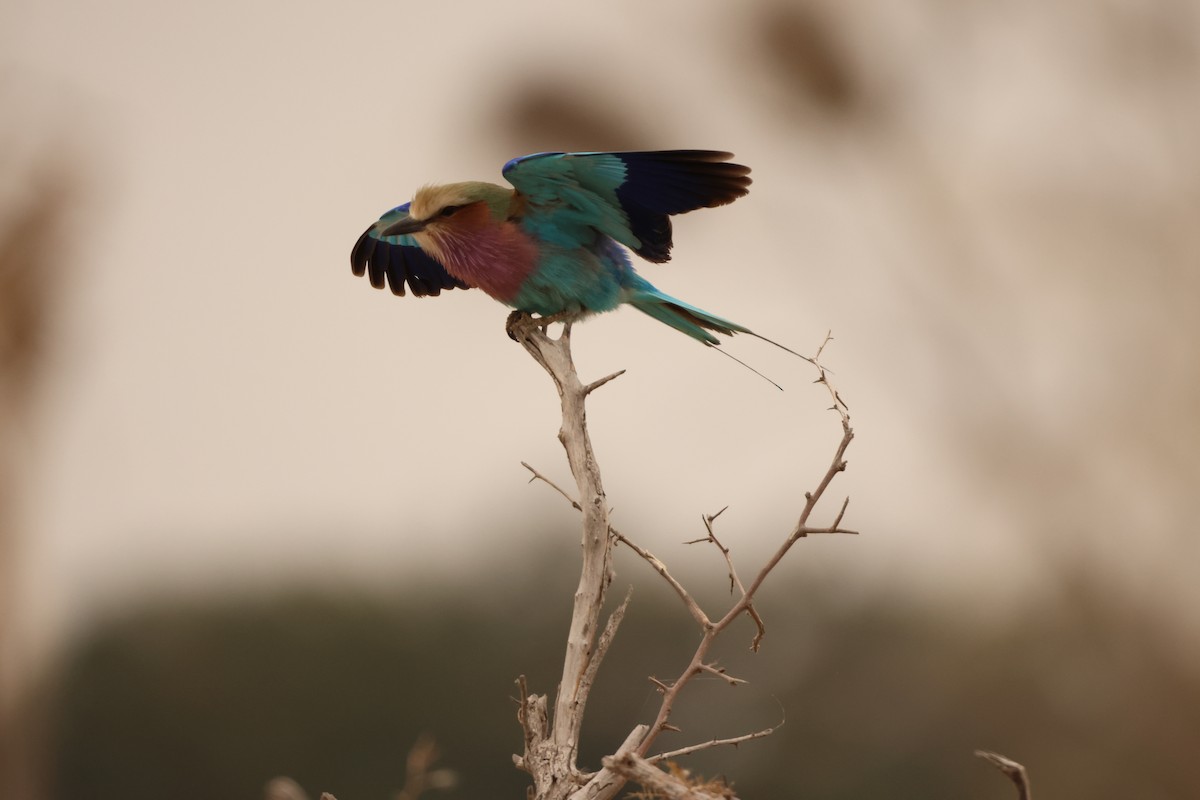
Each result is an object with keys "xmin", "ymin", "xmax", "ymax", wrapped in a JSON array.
[{"xmin": 351, "ymin": 150, "xmax": 779, "ymax": 349}]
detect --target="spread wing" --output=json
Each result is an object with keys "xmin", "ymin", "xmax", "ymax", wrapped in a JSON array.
[
  {"xmin": 350, "ymin": 203, "xmax": 469, "ymax": 297},
  {"xmin": 501, "ymin": 150, "xmax": 751, "ymax": 263}
]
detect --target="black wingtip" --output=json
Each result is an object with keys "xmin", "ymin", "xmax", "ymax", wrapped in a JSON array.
[
  {"xmin": 350, "ymin": 228, "xmax": 373, "ymax": 278},
  {"xmin": 613, "ymin": 151, "xmax": 751, "ymax": 262},
  {"xmin": 350, "ymin": 221, "xmax": 469, "ymax": 298}
]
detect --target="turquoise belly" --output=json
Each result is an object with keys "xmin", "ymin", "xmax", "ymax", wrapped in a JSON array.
[{"xmin": 509, "ymin": 246, "xmax": 625, "ymax": 315}]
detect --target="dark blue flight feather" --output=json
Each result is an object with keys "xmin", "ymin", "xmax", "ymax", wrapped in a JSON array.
[{"xmin": 350, "ymin": 203, "xmax": 468, "ymax": 297}]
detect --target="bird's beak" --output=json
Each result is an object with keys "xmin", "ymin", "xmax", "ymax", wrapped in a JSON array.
[{"xmin": 380, "ymin": 216, "xmax": 428, "ymax": 237}]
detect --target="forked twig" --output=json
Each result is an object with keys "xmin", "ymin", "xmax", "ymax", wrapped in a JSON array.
[{"xmin": 684, "ymin": 506, "xmax": 747, "ymax": 597}]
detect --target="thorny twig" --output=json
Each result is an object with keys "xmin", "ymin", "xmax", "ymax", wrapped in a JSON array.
[
  {"xmin": 683, "ymin": 506, "xmax": 745, "ymax": 597},
  {"xmin": 647, "ymin": 718, "xmax": 783, "ymax": 764},
  {"xmin": 632, "ymin": 335, "xmax": 855, "ymax": 759}
]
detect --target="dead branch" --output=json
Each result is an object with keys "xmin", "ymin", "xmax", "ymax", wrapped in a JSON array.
[
  {"xmin": 581, "ymin": 587, "xmax": 635, "ymax": 705},
  {"xmin": 569, "ymin": 725, "xmax": 649, "ymax": 800},
  {"xmin": 508, "ymin": 313, "xmax": 622, "ymax": 799},
  {"xmin": 513, "ymin": 319, "xmax": 857, "ymax": 800},
  {"xmin": 647, "ymin": 721, "xmax": 781, "ymax": 763},
  {"xmin": 976, "ymin": 750, "xmax": 1032, "ymax": 800},
  {"xmin": 603, "ymin": 752, "xmax": 737, "ymax": 800},
  {"xmin": 522, "ymin": 462, "xmax": 583, "ymax": 512},
  {"xmin": 610, "ymin": 529, "xmax": 710, "ymax": 629}
]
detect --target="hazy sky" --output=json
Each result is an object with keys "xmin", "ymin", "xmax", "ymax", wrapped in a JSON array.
[{"xmin": 4, "ymin": 0, "xmax": 1198, "ymax": 666}]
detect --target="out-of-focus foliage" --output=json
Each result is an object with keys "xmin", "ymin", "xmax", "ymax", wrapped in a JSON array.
[{"xmin": 49, "ymin": 557, "xmax": 1200, "ymax": 800}]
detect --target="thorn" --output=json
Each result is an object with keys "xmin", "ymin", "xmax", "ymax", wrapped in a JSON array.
[
  {"xmin": 699, "ymin": 662, "xmax": 748, "ymax": 685},
  {"xmin": 661, "ymin": 723, "xmax": 682, "ymax": 733}
]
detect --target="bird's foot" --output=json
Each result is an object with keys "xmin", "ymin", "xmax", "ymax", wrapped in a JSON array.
[
  {"xmin": 506, "ymin": 310, "xmax": 534, "ymax": 341},
  {"xmin": 506, "ymin": 310, "xmax": 576, "ymax": 341},
  {"xmin": 533, "ymin": 310, "xmax": 575, "ymax": 330}
]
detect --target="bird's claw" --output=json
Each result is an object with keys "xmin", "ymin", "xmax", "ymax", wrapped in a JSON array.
[
  {"xmin": 505, "ymin": 310, "xmax": 532, "ymax": 341},
  {"xmin": 506, "ymin": 310, "xmax": 576, "ymax": 342}
]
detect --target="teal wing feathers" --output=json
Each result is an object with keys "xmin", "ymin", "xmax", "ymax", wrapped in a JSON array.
[{"xmin": 502, "ymin": 151, "xmax": 751, "ymax": 263}]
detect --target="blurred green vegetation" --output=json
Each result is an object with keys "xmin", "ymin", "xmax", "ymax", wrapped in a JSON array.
[{"xmin": 49, "ymin": 552, "xmax": 1200, "ymax": 800}]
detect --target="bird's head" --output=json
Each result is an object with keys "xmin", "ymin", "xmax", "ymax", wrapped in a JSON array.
[{"xmin": 380, "ymin": 181, "xmax": 510, "ymax": 239}]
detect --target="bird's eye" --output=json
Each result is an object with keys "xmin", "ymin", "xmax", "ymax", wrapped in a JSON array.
[{"xmin": 439, "ymin": 205, "xmax": 462, "ymax": 217}]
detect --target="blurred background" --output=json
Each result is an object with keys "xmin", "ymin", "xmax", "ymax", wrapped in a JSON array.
[{"xmin": 2, "ymin": 0, "xmax": 1198, "ymax": 797}]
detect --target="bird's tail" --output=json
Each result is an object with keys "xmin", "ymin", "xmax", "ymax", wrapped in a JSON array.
[
  {"xmin": 627, "ymin": 282, "xmax": 818, "ymax": 370},
  {"xmin": 627, "ymin": 286, "xmax": 750, "ymax": 346}
]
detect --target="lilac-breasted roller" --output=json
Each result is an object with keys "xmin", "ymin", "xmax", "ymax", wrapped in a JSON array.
[{"xmin": 351, "ymin": 150, "xmax": 764, "ymax": 346}]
